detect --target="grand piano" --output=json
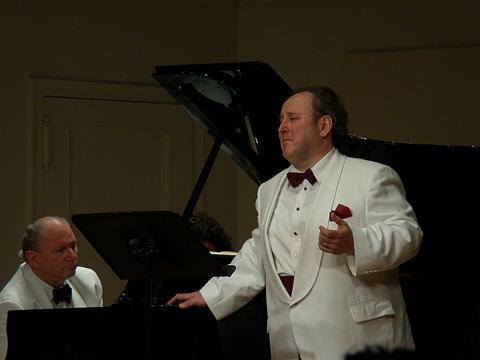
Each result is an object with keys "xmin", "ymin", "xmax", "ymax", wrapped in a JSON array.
[{"xmin": 7, "ymin": 62, "xmax": 480, "ymax": 359}]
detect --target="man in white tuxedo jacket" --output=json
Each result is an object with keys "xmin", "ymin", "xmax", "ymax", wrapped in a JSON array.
[
  {"xmin": 169, "ymin": 87, "xmax": 422, "ymax": 360},
  {"xmin": 0, "ymin": 216, "xmax": 103, "ymax": 360}
]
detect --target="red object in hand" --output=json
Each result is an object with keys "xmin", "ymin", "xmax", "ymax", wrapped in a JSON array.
[{"xmin": 330, "ymin": 204, "xmax": 352, "ymax": 221}]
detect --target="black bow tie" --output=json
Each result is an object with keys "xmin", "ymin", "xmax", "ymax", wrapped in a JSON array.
[
  {"xmin": 52, "ymin": 283, "xmax": 72, "ymax": 305},
  {"xmin": 287, "ymin": 168, "xmax": 317, "ymax": 188}
]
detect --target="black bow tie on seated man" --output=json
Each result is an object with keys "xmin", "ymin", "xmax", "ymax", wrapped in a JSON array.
[
  {"xmin": 52, "ymin": 283, "xmax": 72, "ymax": 305},
  {"xmin": 287, "ymin": 168, "xmax": 317, "ymax": 188}
]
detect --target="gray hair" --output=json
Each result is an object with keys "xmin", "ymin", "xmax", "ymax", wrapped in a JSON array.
[{"xmin": 19, "ymin": 216, "xmax": 70, "ymax": 260}]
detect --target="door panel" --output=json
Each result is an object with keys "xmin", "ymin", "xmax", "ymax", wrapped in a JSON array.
[{"xmin": 35, "ymin": 96, "xmax": 195, "ymax": 304}]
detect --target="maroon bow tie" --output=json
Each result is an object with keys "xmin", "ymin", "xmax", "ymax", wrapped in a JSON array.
[
  {"xmin": 287, "ymin": 168, "xmax": 317, "ymax": 188},
  {"xmin": 52, "ymin": 283, "xmax": 72, "ymax": 305}
]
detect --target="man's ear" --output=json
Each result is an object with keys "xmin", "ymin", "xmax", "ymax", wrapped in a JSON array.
[
  {"xmin": 318, "ymin": 115, "xmax": 333, "ymax": 138},
  {"xmin": 25, "ymin": 250, "xmax": 38, "ymax": 267}
]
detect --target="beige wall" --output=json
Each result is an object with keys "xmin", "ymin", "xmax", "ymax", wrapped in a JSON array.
[
  {"xmin": 2, "ymin": 0, "xmax": 480, "ymax": 300},
  {"xmin": 238, "ymin": 0, "xmax": 480, "ymax": 144},
  {"xmin": 0, "ymin": 0, "xmax": 238, "ymax": 289}
]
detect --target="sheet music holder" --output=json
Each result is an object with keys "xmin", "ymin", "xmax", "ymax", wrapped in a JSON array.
[{"xmin": 71, "ymin": 210, "xmax": 230, "ymax": 281}]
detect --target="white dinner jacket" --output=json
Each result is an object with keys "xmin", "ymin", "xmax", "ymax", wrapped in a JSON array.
[
  {"xmin": 0, "ymin": 263, "xmax": 103, "ymax": 360},
  {"xmin": 201, "ymin": 149, "xmax": 422, "ymax": 360}
]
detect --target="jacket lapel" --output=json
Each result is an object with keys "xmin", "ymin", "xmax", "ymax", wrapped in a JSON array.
[
  {"xmin": 68, "ymin": 279, "xmax": 87, "ymax": 307},
  {"xmin": 259, "ymin": 170, "xmax": 293, "ymax": 303},
  {"xmin": 21, "ymin": 263, "xmax": 55, "ymax": 308}
]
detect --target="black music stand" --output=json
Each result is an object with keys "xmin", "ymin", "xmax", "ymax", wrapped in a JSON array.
[
  {"xmin": 72, "ymin": 211, "xmax": 229, "ymax": 281},
  {"xmin": 71, "ymin": 210, "xmax": 231, "ymax": 360}
]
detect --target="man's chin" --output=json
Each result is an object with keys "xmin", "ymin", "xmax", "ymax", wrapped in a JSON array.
[
  {"xmin": 66, "ymin": 266, "xmax": 77, "ymax": 278},
  {"xmin": 282, "ymin": 150, "xmax": 295, "ymax": 163}
]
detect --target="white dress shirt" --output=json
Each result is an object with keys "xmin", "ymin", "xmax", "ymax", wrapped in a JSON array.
[{"xmin": 269, "ymin": 148, "xmax": 335, "ymax": 275}]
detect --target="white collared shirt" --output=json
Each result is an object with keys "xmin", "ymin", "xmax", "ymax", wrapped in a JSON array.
[
  {"xmin": 269, "ymin": 148, "xmax": 335, "ymax": 275},
  {"xmin": 24, "ymin": 264, "xmax": 73, "ymax": 309}
]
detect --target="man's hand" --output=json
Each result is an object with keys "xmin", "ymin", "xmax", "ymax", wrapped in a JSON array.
[
  {"xmin": 167, "ymin": 291, "xmax": 206, "ymax": 309},
  {"xmin": 318, "ymin": 212, "xmax": 355, "ymax": 255}
]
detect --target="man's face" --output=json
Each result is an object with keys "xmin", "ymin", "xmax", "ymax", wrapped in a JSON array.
[
  {"xmin": 278, "ymin": 92, "xmax": 328, "ymax": 170},
  {"xmin": 27, "ymin": 219, "xmax": 78, "ymax": 287}
]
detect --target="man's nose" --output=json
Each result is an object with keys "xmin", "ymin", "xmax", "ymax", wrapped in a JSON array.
[
  {"xmin": 67, "ymin": 248, "xmax": 78, "ymax": 261},
  {"xmin": 278, "ymin": 120, "xmax": 288, "ymax": 133}
]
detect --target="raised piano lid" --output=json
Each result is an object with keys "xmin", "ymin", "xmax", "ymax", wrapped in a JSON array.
[{"xmin": 153, "ymin": 61, "xmax": 290, "ymax": 185}]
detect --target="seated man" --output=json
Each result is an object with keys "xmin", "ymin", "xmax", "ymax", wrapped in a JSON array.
[{"xmin": 0, "ymin": 216, "xmax": 103, "ymax": 360}]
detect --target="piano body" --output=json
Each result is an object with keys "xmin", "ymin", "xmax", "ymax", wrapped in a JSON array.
[{"xmin": 6, "ymin": 62, "xmax": 480, "ymax": 359}]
